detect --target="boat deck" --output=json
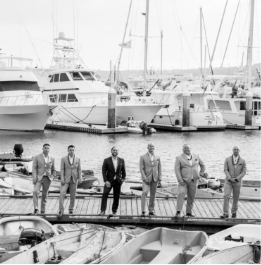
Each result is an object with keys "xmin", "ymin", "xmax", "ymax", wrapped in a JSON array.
[{"xmin": 0, "ymin": 195, "xmax": 260, "ymax": 234}]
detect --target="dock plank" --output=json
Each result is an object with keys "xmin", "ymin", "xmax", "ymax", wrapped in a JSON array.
[
  {"xmin": 80, "ymin": 198, "xmax": 90, "ymax": 214},
  {"xmin": 92, "ymin": 198, "xmax": 101, "ymax": 215},
  {"xmin": 126, "ymin": 199, "xmax": 132, "ymax": 216},
  {"xmin": 74, "ymin": 198, "xmax": 84, "ymax": 214},
  {"xmin": 1, "ymin": 198, "xmax": 15, "ymax": 213},
  {"xmin": 87, "ymin": 198, "xmax": 95, "ymax": 218}
]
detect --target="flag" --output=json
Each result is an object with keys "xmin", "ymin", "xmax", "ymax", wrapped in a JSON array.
[{"xmin": 119, "ymin": 40, "xmax": 131, "ymax": 49}]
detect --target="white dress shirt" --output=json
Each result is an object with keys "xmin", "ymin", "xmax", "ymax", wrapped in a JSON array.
[
  {"xmin": 148, "ymin": 152, "xmax": 154, "ymax": 165},
  {"xmin": 233, "ymin": 155, "xmax": 239, "ymax": 168},
  {"xmin": 69, "ymin": 155, "xmax": 74, "ymax": 165},
  {"xmin": 43, "ymin": 153, "xmax": 49, "ymax": 176},
  {"xmin": 112, "ymin": 156, "xmax": 118, "ymax": 171},
  {"xmin": 186, "ymin": 155, "xmax": 193, "ymax": 166}
]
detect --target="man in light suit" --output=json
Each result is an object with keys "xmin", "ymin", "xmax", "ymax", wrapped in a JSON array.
[
  {"xmin": 174, "ymin": 144, "xmax": 205, "ymax": 218},
  {"xmin": 99, "ymin": 146, "xmax": 126, "ymax": 216},
  {"xmin": 33, "ymin": 143, "xmax": 56, "ymax": 215},
  {"xmin": 140, "ymin": 143, "xmax": 162, "ymax": 217},
  {"xmin": 220, "ymin": 146, "xmax": 247, "ymax": 219},
  {"xmin": 59, "ymin": 145, "xmax": 82, "ymax": 217}
]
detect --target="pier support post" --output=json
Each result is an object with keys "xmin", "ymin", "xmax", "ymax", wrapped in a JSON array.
[
  {"xmin": 108, "ymin": 87, "xmax": 116, "ymax": 128},
  {"xmin": 245, "ymin": 91, "xmax": 253, "ymax": 126},
  {"xmin": 182, "ymin": 84, "xmax": 190, "ymax": 127}
]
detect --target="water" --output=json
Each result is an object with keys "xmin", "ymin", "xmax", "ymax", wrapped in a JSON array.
[{"xmin": 0, "ymin": 130, "xmax": 260, "ymax": 182}]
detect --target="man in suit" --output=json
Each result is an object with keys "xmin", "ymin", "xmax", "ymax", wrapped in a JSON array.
[
  {"xmin": 220, "ymin": 146, "xmax": 247, "ymax": 218},
  {"xmin": 59, "ymin": 145, "xmax": 82, "ymax": 217},
  {"xmin": 140, "ymin": 143, "xmax": 162, "ymax": 217},
  {"xmin": 99, "ymin": 146, "xmax": 126, "ymax": 216},
  {"xmin": 32, "ymin": 143, "xmax": 56, "ymax": 215},
  {"xmin": 174, "ymin": 144, "xmax": 205, "ymax": 218}
]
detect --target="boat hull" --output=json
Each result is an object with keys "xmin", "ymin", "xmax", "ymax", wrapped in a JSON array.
[{"xmin": 0, "ymin": 105, "xmax": 52, "ymax": 131}]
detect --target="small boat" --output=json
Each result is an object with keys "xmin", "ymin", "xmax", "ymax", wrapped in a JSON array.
[
  {"xmin": 0, "ymin": 216, "xmax": 59, "ymax": 263},
  {"xmin": 193, "ymin": 243, "xmax": 261, "ymax": 264},
  {"xmin": 3, "ymin": 228, "xmax": 126, "ymax": 264},
  {"xmin": 204, "ymin": 224, "xmax": 261, "ymax": 256},
  {"xmin": 101, "ymin": 227, "xmax": 208, "ymax": 264}
]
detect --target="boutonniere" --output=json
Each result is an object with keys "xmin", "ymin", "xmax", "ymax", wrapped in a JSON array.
[
  {"xmin": 195, "ymin": 159, "xmax": 198, "ymax": 161},
  {"xmin": 239, "ymin": 163, "xmax": 242, "ymax": 165}
]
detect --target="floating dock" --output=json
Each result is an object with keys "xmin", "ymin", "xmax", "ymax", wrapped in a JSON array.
[
  {"xmin": 0, "ymin": 195, "xmax": 260, "ymax": 234},
  {"xmin": 226, "ymin": 124, "xmax": 260, "ymax": 130}
]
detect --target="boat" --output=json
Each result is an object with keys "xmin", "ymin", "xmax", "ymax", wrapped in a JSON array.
[
  {"xmin": 0, "ymin": 216, "xmax": 59, "ymax": 263},
  {"xmin": 33, "ymin": 32, "xmax": 164, "ymax": 126},
  {"xmin": 101, "ymin": 227, "xmax": 208, "ymax": 264},
  {"xmin": 193, "ymin": 243, "xmax": 260, "ymax": 264},
  {"xmin": 0, "ymin": 55, "xmax": 55, "ymax": 131},
  {"xmin": 3, "ymin": 228, "xmax": 126, "ymax": 264}
]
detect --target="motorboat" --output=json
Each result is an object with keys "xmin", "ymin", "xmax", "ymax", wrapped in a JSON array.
[
  {"xmin": 0, "ymin": 216, "xmax": 58, "ymax": 263},
  {"xmin": 33, "ymin": 32, "xmax": 164, "ymax": 126},
  {"xmin": 101, "ymin": 227, "xmax": 208, "ymax": 264},
  {"xmin": 3, "ymin": 228, "xmax": 126, "ymax": 264},
  {"xmin": 0, "ymin": 55, "xmax": 55, "ymax": 131}
]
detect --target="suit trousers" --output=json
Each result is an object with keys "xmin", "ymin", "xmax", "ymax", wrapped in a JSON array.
[
  {"xmin": 59, "ymin": 178, "xmax": 77, "ymax": 212},
  {"xmin": 33, "ymin": 176, "xmax": 51, "ymax": 212},
  {"xmin": 141, "ymin": 179, "xmax": 158, "ymax": 212},
  {"xmin": 176, "ymin": 179, "xmax": 198, "ymax": 213},
  {"xmin": 223, "ymin": 181, "xmax": 241, "ymax": 215},
  {"xmin": 101, "ymin": 182, "xmax": 121, "ymax": 213}
]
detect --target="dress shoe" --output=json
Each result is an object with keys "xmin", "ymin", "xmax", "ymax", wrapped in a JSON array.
[
  {"xmin": 149, "ymin": 211, "xmax": 157, "ymax": 216},
  {"xmin": 186, "ymin": 213, "xmax": 195, "ymax": 217},
  {"xmin": 232, "ymin": 214, "xmax": 237, "ymax": 218},
  {"xmin": 40, "ymin": 211, "xmax": 45, "ymax": 214},
  {"xmin": 174, "ymin": 211, "xmax": 181, "ymax": 218},
  {"xmin": 69, "ymin": 210, "xmax": 73, "ymax": 214},
  {"xmin": 58, "ymin": 210, "xmax": 63, "ymax": 218},
  {"xmin": 220, "ymin": 214, "xmax": 229, "ymax": 219},
  {"xmin": 141, "ymin": 212, "xmax": 146, "ymax": 217},
  {"xmin": 34, "ymin": 209, "xmax": 39, "ymax": 215},
  {"xmin": 99, "ymin": 211, "xmax": 105, "ymax": 216},
  {"xmin": 112, "ymin": 212, "xmax": 117, "ymax": 215}
]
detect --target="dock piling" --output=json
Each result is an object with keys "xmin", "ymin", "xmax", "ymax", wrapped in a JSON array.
[
  {"xmin": 182, "ymin": 83, "xmax": 190, "ymax": 127},
  {"xmin": 245, "ymin": 90, "xmax": 253, "ymax": 126},
  {"xmin": 108, "ymin": 87, "xmax": 116, "ymax": 128}
]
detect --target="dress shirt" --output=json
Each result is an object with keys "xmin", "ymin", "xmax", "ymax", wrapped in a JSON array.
[
  {"xmin": 112, "ymin": 156, "xmax": 118, "ymax": 172},
  {"xmin": 233, "ymin": 155, "xmax": 239, "ymax": 168},
  {"xmin": 43, "ymin": 153, "xmax": 49, "ymax": 176},
  {"xmin": 186, "ymin": 155, "xmax": 193, "ymax": 166},
  {"xmin": 69, "ymin": 155, "xmax": 74, "ymax": 165},
  {"xmin": 148, "ymin": 152, "xmax": 154, "ymax": 165}
]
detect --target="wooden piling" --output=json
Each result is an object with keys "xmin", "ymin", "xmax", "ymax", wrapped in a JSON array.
[{"xmin": 245, "ymin": 91, "xmax": 253, "ymax": 126}]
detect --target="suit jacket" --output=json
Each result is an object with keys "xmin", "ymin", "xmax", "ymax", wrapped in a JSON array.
[
  {"xmin": 224, "ymin": 156, "xmax": 246, "ymax": 182},
  {"xmin": 32, "ymin": 153, "xmax": 56, "ymax": 182},
  {"xmin": 60, "ymin": 155, "xmax": 82, "ymax": 184},
  {"xmin": 175, "ymin": 153, "xmax": 205, "ymax": 183},
  {"xmin": 102, "ymin": 157, "xmax": 126, "ymax": 184},
  {"xmin": 140, "ymin": 153, "xmax": 162, "ymax": 182}
]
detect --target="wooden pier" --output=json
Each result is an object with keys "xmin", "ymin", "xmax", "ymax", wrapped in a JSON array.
[{"xmin": 0, "ymin": 195, "xmax": 260, "ymax": 234}]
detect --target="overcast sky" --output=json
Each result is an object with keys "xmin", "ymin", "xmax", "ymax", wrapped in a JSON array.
[{"xmin": 0, "ymin": 0, "xmax": 260, "ymax": 71}]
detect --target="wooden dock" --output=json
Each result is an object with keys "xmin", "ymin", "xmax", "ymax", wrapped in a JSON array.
[{"xmin": 0, "ymin": 195, "xmax": 260, "ymax": 234}]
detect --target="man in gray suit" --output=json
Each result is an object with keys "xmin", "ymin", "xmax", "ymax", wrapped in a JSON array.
[
  {"xmin": 140, "ymin": 143, "xmax": 162, "ymax": 217},
  {"xmin": 174, "ymin": 144, "xmax": 205, "ymax": 218},
  {"xmin": 32, "ymin": 143, "xmax": 56, "ymax": 215},
  {"xmin": 220, "ymin": 146, "xmax": 247, "ymax": 218},
  {"xmin": 59, "ymin": 145, "xmax": 82, "ymax": 217}
]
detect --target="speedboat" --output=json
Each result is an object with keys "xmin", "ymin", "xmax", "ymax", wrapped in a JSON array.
[
  {"xmin": 0, "ymin": 55, "xmax": 55, "ymax": 131},
  {"xmin": 101, "ymin": 227, "xmax": 208, "ymax": 264},
  {"xmin": 0, "ymin": 216, "xmax": 58, "ymax": 263}
]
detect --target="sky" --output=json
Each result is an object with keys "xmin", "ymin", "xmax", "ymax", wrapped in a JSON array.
[{"xmin": 0, "ymin": 0, "xmax": 260, "ymax": 71}]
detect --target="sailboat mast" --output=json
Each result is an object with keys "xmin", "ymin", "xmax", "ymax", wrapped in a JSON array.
[
  {"xmin": 200, "ymin": 7, "xmax": 202, "ymax": 76},
  {"xmin": 117, "ymin": 0, "xmax": 132, "ymax": 83},
  {"xmin": 161, "ymin": 30, "xmax": 163, "ymax": 75},
  {"xmin": 143, "ymin": 0, "xmax": 149, "ymax": 96},
  {"xmin": 246, "ymin": 0, "xmax": 255, "ymax": 90}
]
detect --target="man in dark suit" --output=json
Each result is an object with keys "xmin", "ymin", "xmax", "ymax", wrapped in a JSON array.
[
  {"xmin": 99, "ymin": 146, "xmax": 126, "ymax": 216},
  {"xmin": 220, "ymin": 146, "xmax": 247, "ymax": 219}
]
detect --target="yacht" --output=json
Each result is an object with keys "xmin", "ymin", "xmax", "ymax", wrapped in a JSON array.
[
  {"xmin": 38, "ymin": 32, "xmax": 164, "ymax": 125},
  {"xmin": 0, "ymin": 56, "xmax": 55, "ymax": 131}
]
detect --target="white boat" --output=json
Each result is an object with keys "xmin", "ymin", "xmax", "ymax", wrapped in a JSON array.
[
  {"xmin": 0, "ymin": 56, "xmax": 55, "ymax": 131},
  {"xmin": 3, "ymin": 228, "xmax": 126, "ymax": 264},
  {"xmin": 193, "ymin": 243, "xmax": 260, "ymax": 264},
  {"xmin": 0, "ymin": 216, "xmax": 59, "ymax": 263},
  {"xmin": 33, "ymin": 32, "xmax": 164, "ymax": 126},
  {"xmin": 101, "ymin": 227, "xmax": 208, "ymax": 264}
]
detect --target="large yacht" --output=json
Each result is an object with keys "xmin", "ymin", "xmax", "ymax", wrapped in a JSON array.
[
  {"xmin": 0, "ymin": 56, "xmax": 55, "ymax": 131},
  {"xmin": 39, "ymin": 32, "xmax": 164, "ymax": 125}
]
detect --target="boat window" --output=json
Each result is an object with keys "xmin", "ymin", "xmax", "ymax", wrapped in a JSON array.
[
  {"xmin": 60, "ymin": 73, "xmax": 70, "ymax": 82},
  {"xmin": 240, "ymin": 101, "xmax": 246, "ymax": 110},
  {"xmin": 59, "ymin": 94, "xmax": 67, "ymax": 102},
  {"xmin": 49, "ymin": 94, "xmax": 58, "ymax": 103},
  {"xmin": 67, "ymin": 94, "xmax": 78, "ymax": 102},
  {"xmin": 0, "ymin": 81, "xmax": 40, "ymax": 92},
  {"xmin": 54, "ymin": 74, "xmax": 60, "ymax": 82},
  {"xmin": 69, "ymin": 72, "xmax": 83, "ymax": 81},
  {"xmin": 49, "ymin": 75, "xmax": 54, "ymax": 83},
  {"xmin": 190, "ymin": 104, "xmax": 195, "ymax": 108},
  {"xmin": 80, "ymin": 71, "xmax": 95, "ymax": 81}
]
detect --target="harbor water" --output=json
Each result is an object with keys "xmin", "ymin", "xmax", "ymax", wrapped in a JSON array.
[{"xmin": 0, "ymin": 130, "xmax": 260, "ymax": 182}]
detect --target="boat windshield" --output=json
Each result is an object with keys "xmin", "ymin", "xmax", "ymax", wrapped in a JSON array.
[
  {"xmin": 0, "ymin": 81, "xmax": 40, "ymax": 92},
  {"xmin": 80, "ymin": 71, "xmax": 95, "ymax": 81},
  {"xmin": 69, "ymin": 72, "xmax": 83, "ymax": 81}
]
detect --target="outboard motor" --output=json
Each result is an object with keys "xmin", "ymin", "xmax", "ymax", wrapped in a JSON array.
[
  {"xmin": 13, "ymin": 144, "xmax": 24, "ymax": 157},
  {"xmin": 18, "ymin": 228, "xmax": 46, "ymax": 248}
]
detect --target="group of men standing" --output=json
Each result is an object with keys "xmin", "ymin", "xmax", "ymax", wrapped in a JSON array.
[{"xmin": 33, "ymin": 142, "xmax": 246, "ymax": 219}]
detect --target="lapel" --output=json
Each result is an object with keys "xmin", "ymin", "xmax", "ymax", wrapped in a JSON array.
[
  {"xmin": 110, "ymin": 157, "xmax": 117, "ymax": 172},
  {"xmin": 147, "ymin": 153, "xmax": 154, "ymax": 166},
  {"xmin": 182, "ymin": 154, "xmax": 191, "ymax": 166}
]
